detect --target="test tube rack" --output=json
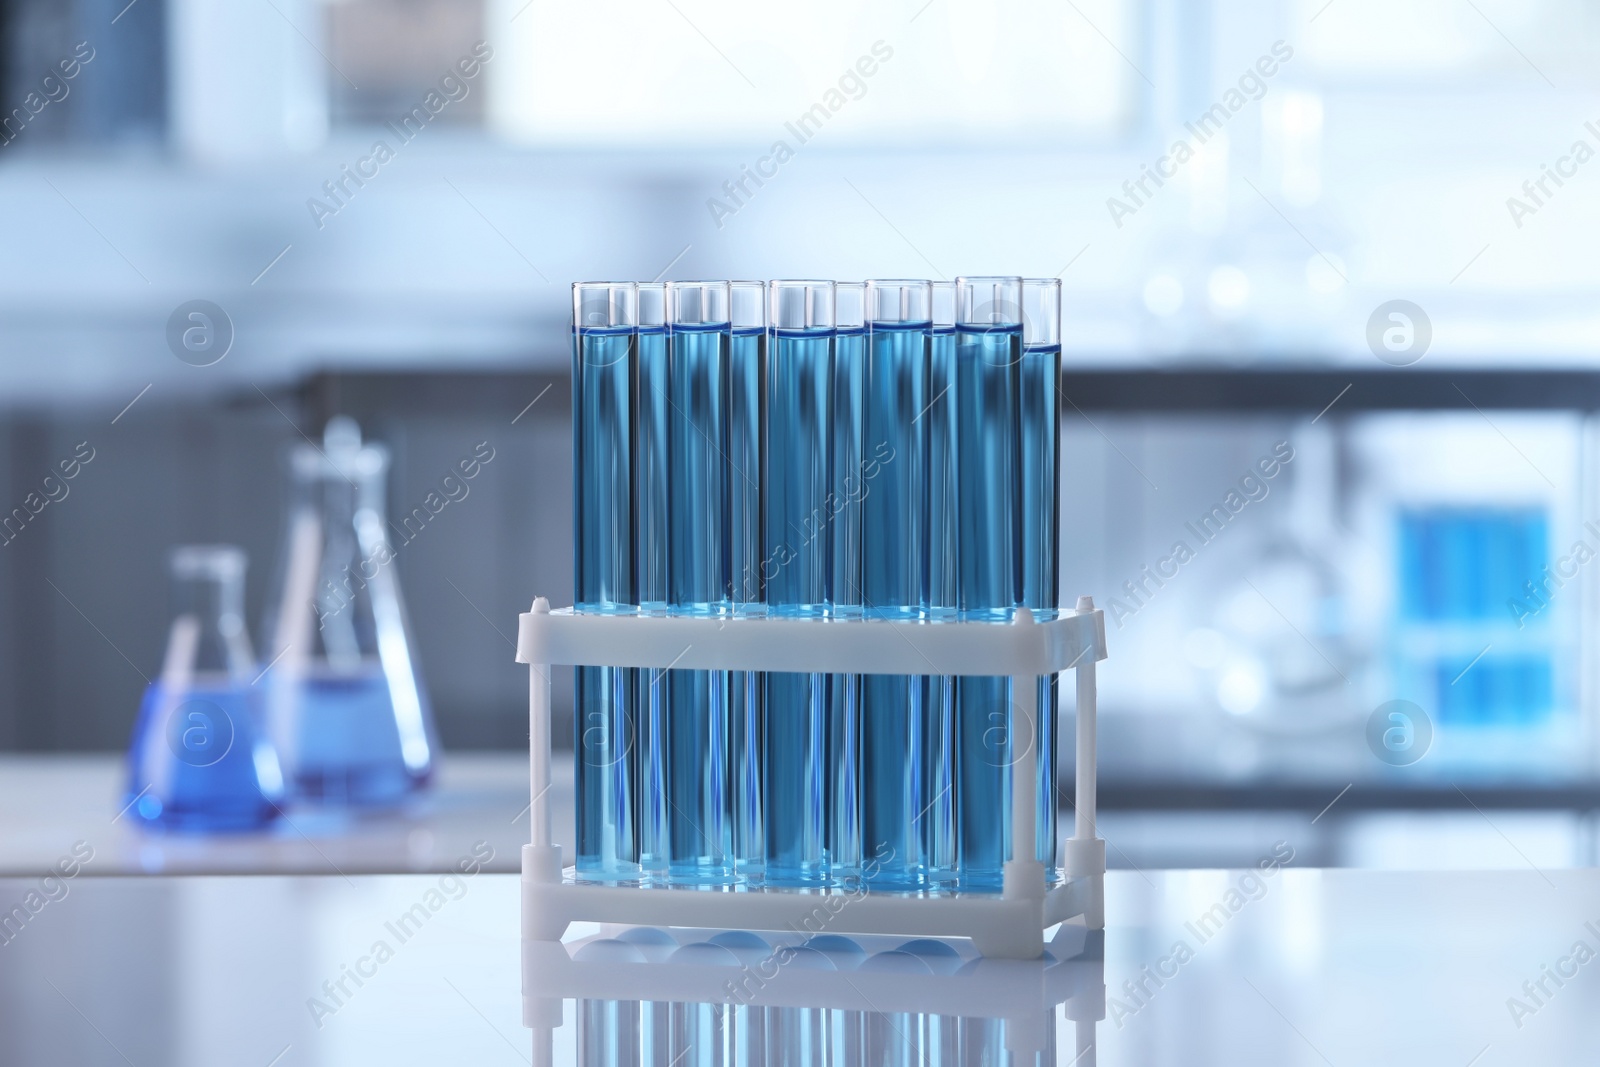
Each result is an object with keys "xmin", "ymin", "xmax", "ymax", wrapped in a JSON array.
[
  {"xmin": 516, "ymin": 595, "xmax": 1107, "ymax": 960},
  {"xmin": 521, "ymin": 924, "xmax": 1105, "ymax": 1060}
]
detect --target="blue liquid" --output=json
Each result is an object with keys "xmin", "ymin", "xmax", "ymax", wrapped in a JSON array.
[
  {"xmin": 764, "ymin": 326, "xmax": 832, "ymax": 885},
  {"xmin": 574, "ymin": 326, "xmax": 636, "ymax": 608},
  {"xmin": 635, "ymin": 325, "xmax": 669, "ymax": 879},
  {"xmin": 923, "ymin": 325, "xmax": 958, "ymax": 882},
  {"xmin": 1021, "ymin": 342, "xmax": 1061, "ymax": 874},
  {"xmin": 573, "ymin": 325, "xmax": 639, "ymax": 879},
  {"xmin": 667, "ymin": 322, "xmax": 731, "ymax": 883},
  {"xmin": 830, "ymin": 325, "xmax": 866, "ymax": 882},
  {"xmin": 729, "ymin": 326, "xmax": 765, "ymax": 878},
  {"xmin": 955, "ymin": 323, "xmax": 1021, "ymax": 890},
  {"xmin": 859, "ymin": 320, "xmax": 928, "ymax": 890},
  {"xmin": 124, "ymin": 681, "xmax": 279, "ymax": 832},
  {"xmin": 284, "ymin": 668, "xmax": 428, "ymax": 805}
]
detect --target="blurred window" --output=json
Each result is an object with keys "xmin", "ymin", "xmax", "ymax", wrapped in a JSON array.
[
  {"xmin": 1298, "ymin": 0, "xmax": 1600, "ymax": 83},
  {"xmin": 485, "ymin": 0, "xmax": 1139, "ymax": 147},
  {"xmin": 325, "ymin": 0, "xmax": 487, "ymax": 127}
]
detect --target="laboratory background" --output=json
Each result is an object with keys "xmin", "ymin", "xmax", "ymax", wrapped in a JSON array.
[{"xmin": 3, "ymin": 0, "xmax": 1600, "ymax": 1064}]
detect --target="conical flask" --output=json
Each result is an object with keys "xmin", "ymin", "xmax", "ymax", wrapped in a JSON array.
[
  {"xmin": 123, "ymin": 545, "xmax": 283, "ymax": 831},
  {"xmin": 262, "ymin": 417, "xmax": 437, "ymax": 806}
]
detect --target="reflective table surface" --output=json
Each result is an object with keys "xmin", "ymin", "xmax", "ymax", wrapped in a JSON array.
[{"xmin": 2, "ymin": 865, "xmax": 1593, "ymax": 1065}]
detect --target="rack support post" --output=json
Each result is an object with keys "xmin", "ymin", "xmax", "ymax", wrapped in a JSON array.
[
  {"xmin": 522, "ymin": 597, "xmax": 565, "ymax": 941},
  {"xmin": 1065, "ymin": 595, "xmax": 1106, "ymax": 930}
]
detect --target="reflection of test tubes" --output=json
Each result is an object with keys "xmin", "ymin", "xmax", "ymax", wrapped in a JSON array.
[
  {"xmin": 954, "ymin": 276, "xmax": 1023, "ymax": 890},
  {"xmin": 831, "ymin": 282, "xmax": 866, "ymax": 884},
  {"xmin": 924, "ymin": 279, "xmax": 958, "ymax": 883},
  {"xmin": 861, "ymin": 279, "xmax": 931, "ymax": 890},
  {"xmin": 572, "ymin": 282, "xmax": 639, "ymax": 881},
  {"xmin": 764, "ymin": 280, "xmax": 834, "ymax": 885},
  {"xmin": 579, "ymin": 999, "xmax": 637, "ymax": 1067},
  {"xmin": 636, "ymin": 282, "xmax": 669, "ymax": 880},
  {"xmin": 729, "ymin": 280, "xmax": 766, "ymax": 880},
  {"xmin": 666, "ymin": 281, "xmax": 732, "ymax": 884},
  {"xmin": 1021, "ymin": 278, "xmax": 1062, "ymax": 876}
]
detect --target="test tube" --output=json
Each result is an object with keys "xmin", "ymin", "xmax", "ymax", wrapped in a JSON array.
[
  {"xmin": 763, "ymin": 280, "xmax": 834, "ymax": 886},
  {"xmin": 831, "ymin": 282, "xmax": 866, "ymax": 884},
  {"xmin": 1021, "ymin": 278, "xmax": 1062, "ymax": 877},
  {"xmin": 954, "ymin": 275, "xmax": 1023, "ymax": 891},
  {"xmin": 635, "ymin": 281, "xmax": 669, "ymax": 881},
  {"xmin": 860, "ymin": 279, "xmax": 931, "ymax": 890},
  {"xmin": 665, "ymin": 281, "xmax": 733, "ymax": 884},
  {"xmin": 571, "ymin": 281, "xmax": 639, "ymax": 881},
  {"xmin": 923, "ymin": 280, "xmax": 958, "ymax": 883},
  {"xmin": 729, "ymin": 280, "xmax": 766, "ymax": 880}
]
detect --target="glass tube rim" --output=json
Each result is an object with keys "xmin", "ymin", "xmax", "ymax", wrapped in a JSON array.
[
  {"xmin": 834, "ymin": 281, "xmax": 865, "ymax": 331},
  {"xmin": 956, "ymin": 274, "xmax": 1024, "ymax": 327},
  {"xmin": 1021, "ymin": 277, "xmax": 1063, "ymax": 347},
  {"xmin": 768, "ymin": 279, "xmax": 835, "ymax": 330},
  {"xmin": 571, "ymin": 281, "xmax": 638, "ymax": 329},
  {"xmin": 730, "ymin": 280, "xmax": 766, "ymax": 332},
  {"xmin": 865, "ymin": 278, "xmax": 933, "ymax": 325},
  {"xmin": 666, "ymin": 279, "xmax": 731, "ymax": 326}
]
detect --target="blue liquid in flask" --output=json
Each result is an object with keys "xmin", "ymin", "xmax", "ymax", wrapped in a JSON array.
[
  {"xmin": 127, "ymin": 544, "xmax": 281, "ymax": 832},
  {"xmin": 284, "ymin": 668, "xmax": 428, "ymax": 805},
  {"xmin": 125, "ymin": 681, "xmax": 279, "ymax": 832}
]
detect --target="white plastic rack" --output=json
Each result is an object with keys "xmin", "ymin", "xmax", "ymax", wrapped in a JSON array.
[
  {"xmin": 516, "ymin": 595, "xmax": 1107, "ymax": 960},
  {"xmin": 521, "ymin": 924, "xmax": 1106, "ymax": 1060}
]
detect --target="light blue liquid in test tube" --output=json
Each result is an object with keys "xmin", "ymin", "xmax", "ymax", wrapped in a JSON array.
[
  {"xmin": 666, "ymin": 281, "xmax": 732, "ymax": 884},
  {"xmin": 1021, "ymin": 278, "xmax": 1061, "ymax": 876},
  {"xmin": 764, "ymin": 280, "xmax": 834, "ymax": 885},
  {"xmin": 635, "ymin": 282, "xmax": 670, "ymax": 881},
  {"xmin": 830, "ymin": 282, "xmax": 866, "ymax": 884},
  {"xmin": 728, "ymin": 280, "xmax": 766, "ymax": 880},
  {"xmin": 922, "ymin": 280, "xmax": 958, "ymax": 883},
  {"xmin": 572, "ymin": 281, "xmax": 639, "ymax": 881},
  {"xmin": 954, "ymin": 276, "xmax": 1022, "ymax": 891},
  {"xmin": 860, "ymin": 279, "xmax": 930, "ymax": 890}
]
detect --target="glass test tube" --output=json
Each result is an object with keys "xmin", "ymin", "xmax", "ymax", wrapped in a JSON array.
[
  {"xmin": 729, "ymin": 280, "xmax": 766, "ymax": 880},
  {"xmin": 1021, "ymin": 278, "xmax": 1062, "ymax": 876},
  {"xmin": 860, "ymin": 279, "xmax": 931, "ymax": 890},
  {"xmin": 830, "ymin": 282, "xmax": 866, "ymax": 884},
  {"xmin": 572, "ymin": 281, "xmax": 639, "ymax": 880},
  {"xmin": 666, "ymin": 281, "xmax": 733, "ymax": 884},
  {"xmin": 923, "ymin": 280, "xmax": 958, "ymax": 883},
  {"xmin": 636, "ymin": 281, "xmax": 669, "ymax": 880},
  {"xmin": 763, "ymin": 280, "xmax": 834, "ymax": 885},
  {"xmin": 954, "ymin": 275, "xmax": 1023, "ymax": 890}
]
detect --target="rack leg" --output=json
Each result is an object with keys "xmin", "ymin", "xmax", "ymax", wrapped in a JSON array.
[
  {"xmin": 999, "ymin": 613, "xmax": 1045, "ymax": 959},
  {"xmin": 1068, "ymin": 658, "xmax": 1105, "ymax": 929},
  {"xmin": 1066, "ymin": 597, "xmax": 1106, "ymax": 930},
  {"xmin": 524, "ymin": 597, "xmax": 562, "ymax": 888}
]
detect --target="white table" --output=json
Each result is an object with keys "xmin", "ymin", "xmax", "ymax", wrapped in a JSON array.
[{"xmin": 0, "ymin": 753, "xmax": 568, "ymax": 876}]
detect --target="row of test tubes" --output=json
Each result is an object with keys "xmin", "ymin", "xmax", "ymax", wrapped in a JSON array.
[{"xmin": 572, "ymin": 278, "xmax": 1061, "ymax": 892}]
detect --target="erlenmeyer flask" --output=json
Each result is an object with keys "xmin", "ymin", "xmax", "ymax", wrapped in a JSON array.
[
  {"xmin": 123, "ymin": 545, "xmax": 283, "ymax": 831},
  {"xmin": 262, "ymin": 417, "xmax": 437, "ymax": 806}
]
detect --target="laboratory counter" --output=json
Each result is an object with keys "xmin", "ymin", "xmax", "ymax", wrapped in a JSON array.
[
  {"xmin": 0, "ymin": 865, "xmax": 1591, "ymax": 1064},
  {"xmin": 5, "ymin": 752, "xmax": 1595, "ymax": 878}
]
